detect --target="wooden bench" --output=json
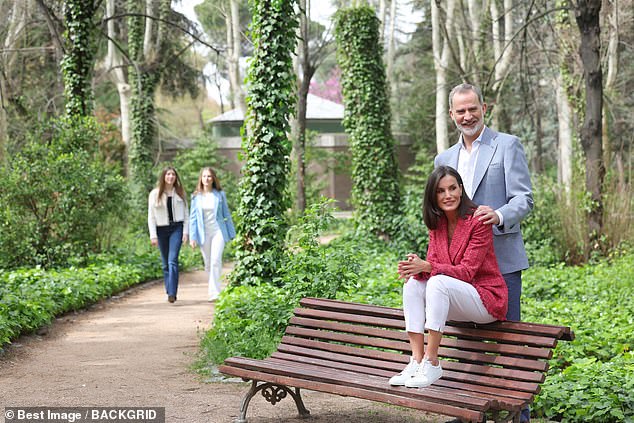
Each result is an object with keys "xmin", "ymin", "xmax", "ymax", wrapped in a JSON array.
[{"xmin": 219, "ymin": 297, "xmax": 574, "ymax": 423}]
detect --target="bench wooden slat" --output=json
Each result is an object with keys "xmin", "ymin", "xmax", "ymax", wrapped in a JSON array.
[
  {"xmin": 293, "ymin": 309, "xmax": 559, "ymax": 348},
  {"xmin": 276, "ymin": 341, "xmax": 545, "ymax": 384},
  {"xmin": 272, "ymin": 349, "xmax": 534, "ymax": 402},
  {"xmin": 219, "ymin": 364, "xmax": 485, "ymax": 422},
  {"xmin": 289, "ymin": 316, "xmax": 549, "ymax": 371},
  {"xmin": 269, "ymin": 352, "xmax": 527, "ymax": 411},
  {"xmin": 285, "ymin": 325, "xmax": 554, "ymax": 360},
  {"xmin": 225, "ymin": 356, "xmax": 491, "ymax": 410}
]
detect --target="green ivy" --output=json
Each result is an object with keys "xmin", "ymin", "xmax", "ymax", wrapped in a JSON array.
[
  {"xmin": 334, "ymin": 6, "xmax": 402, "ymax": 240},
  {"xmin": 61, "ymin": 0, "xmax": 97, "ymax": 118},
  {"xmin": 230, "ymin": 0, "xmax": 298, "ymax": 286}
]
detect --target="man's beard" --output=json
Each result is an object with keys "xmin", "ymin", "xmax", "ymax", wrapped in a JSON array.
[{"xmin": 454, "ymin": 118, "xmax": 484, "ymax": 138}]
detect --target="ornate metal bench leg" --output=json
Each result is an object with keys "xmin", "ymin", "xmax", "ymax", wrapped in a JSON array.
[
  {"xmin": 234, "ymin": 380, "xmax": 259, "ymax": 423},
  {"xmin": 233, "ymin": 380, "xmax": 310, "ymax": 423},
  {"xmin": 290, "ymin": 387, "xmax": 310, "ymax": 418}
]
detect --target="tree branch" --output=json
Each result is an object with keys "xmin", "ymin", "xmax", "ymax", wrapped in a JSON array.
[{"xmin": 102, "ymin": 13, "xmax": 225, "ymax": 54}]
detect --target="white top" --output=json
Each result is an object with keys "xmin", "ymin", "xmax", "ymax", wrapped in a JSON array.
[
  {"xmin": 201, "ymin": 192, "xmax": 219, "ymax": 233},
  {"xmin": 456, "ymin": 126, "xmax": 504, "ymax": 226}
]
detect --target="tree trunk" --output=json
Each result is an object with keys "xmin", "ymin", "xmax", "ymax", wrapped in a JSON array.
[
  {"xmin": 292, "ymin": 0, "xmax": 310, "ymax": 213},
  {"xmin": 229, "ymin": 0, "xmax": 245, "ymax": 111},
  {"xmin": 62, "ymin": 0, "xmax": 97, "ymax": 118},
  {"xmin": 386, "ymin": 0, "xmax": 397, "ymax": 86},
  {"xmin": 105, "ymin": 0, "xmax": 132, "ymax": 148},
  {"xmin": 602, "ymin": 0, "xmax": 619, "ymax": 164},
  {"xmin": 555, "ymin": 74, "xmax": 573, "ymax": 189},
  {"xmin": 379, "ymin": 0, "xmax": 387, "ymax": 42},
  {"xmin": 575, "ymin": 0, "xmax": 604, "ymax": 235},
  {"xmin": 432, "ymin": 0, "xmax": 456, "ymax": 153},
  {"xmin": 490, "ymin": 0, "xmax": 515, "ymax": 129}
]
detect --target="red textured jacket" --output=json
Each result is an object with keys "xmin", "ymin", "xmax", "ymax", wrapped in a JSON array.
[{"xmin": 414, "ymin": 214, "xmax": 508, "ymax": 321}]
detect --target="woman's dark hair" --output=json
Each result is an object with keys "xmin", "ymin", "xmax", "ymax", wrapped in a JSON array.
[{"xmin": 423, "ymin": 165, "xmax": 478, "ymax": 229}]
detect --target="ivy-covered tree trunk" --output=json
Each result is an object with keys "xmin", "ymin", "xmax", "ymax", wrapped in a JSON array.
[
  {"xmin": 126, "ymin": 0, "xmax": 167, "ymax": 206},
  {"xmin": 334, "ymin": 6, "xmax": 402, "ymax": 240},
  {"xmin": 230, "ymin": 0, "xmax": 298, "ymax": 286},
  {"xmin": 61, "ymin": 0, "xmax": 97, "ymax": 118}
]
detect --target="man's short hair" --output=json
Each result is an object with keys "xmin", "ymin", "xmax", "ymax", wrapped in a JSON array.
[{"xmin": 449, "ymin": 83, "xmax": 484, "ymax": 109}]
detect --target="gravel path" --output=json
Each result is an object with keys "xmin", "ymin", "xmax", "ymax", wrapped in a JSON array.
[{"xmin": 0, "ymin": 268, "xmax": 441, "ymax": 423}]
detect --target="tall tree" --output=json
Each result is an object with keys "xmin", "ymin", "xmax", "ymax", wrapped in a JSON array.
[
  {"xmin": 431, "ymin": 0, "xmax": 456, "ymax": 152},
  {"xmin": 291, "ymin": 1, "xmax": 332, "ymax": 213},
  {"xmin": 335, "ymin": 6, "xmax": 402, "ymax": 239},
  {"xmin": 196, "ymin": 0, "xmax": 251, "ymax": 111},
  {"xmin": 230, "ymin": 0, "xmax": 298, "ymax": 285},
  {"xmin": 574, "ymin": 0, "xmax": 604, "ymax": 235},
  {"xmin": 104, "ymin": 0, "xmax": 132, "ymax": 148}
]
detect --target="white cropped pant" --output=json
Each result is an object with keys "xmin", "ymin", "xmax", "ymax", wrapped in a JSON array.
[
  {"xmin": 403, "ymin": 274, "xmax": 496, "ymax": 333},
  {"xmin": 199, "ymin": 228, "xmax": 225, "ymax": 300}
]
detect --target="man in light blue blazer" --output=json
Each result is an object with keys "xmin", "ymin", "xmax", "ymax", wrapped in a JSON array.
[{"xmin": 435, "ymin": 83, "xmax": 533, "ymax": 323}]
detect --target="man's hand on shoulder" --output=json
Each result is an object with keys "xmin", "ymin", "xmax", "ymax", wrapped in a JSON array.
[{"xmin": 474, "ymin": 205, "xmax": 500, "ymax": 225}]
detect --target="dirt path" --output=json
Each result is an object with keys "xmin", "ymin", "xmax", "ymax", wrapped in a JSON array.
[{"xmin": 0, "ymin": 268, "xmax": 440, "ymax": 423}]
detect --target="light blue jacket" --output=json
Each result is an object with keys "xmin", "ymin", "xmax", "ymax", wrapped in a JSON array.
[
  {"xmin": 435, "ymin": 126, "xmax": 533, "ymax": 274},
  {"xmin": 189, "ymin": 190, "xmax": 236, "ymax": 245}
]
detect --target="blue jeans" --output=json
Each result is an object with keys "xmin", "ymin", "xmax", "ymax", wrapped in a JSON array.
[{"xmin": 156, "ymin": 222, "xmax": 183, "ymax": 297}]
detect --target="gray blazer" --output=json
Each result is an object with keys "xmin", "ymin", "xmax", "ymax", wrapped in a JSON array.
[{"xmin": 435, "ymin": 126, "xmax": 533, "ymax": 274}]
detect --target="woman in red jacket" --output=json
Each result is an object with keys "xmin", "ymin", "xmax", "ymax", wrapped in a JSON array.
[{"xmin": 389, "ymin": 165, "xmax": 508, "ymax": 388}]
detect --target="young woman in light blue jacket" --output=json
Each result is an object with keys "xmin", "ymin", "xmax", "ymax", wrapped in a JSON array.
[{"xmin": 189, "ymin": 167, "xmax": 235, "ymax": 301}]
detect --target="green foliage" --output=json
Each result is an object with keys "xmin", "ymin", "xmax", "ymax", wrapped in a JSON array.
[
  {"xmin": 521, "ymin": 176, "xmax": 564, "ymax": 267},
  {"xmin": 389, "ymin": 148, "xmax": 434, "ymax": 253},
  {"xmin": 278, "ymin": 201, "xmax": 361, "ymax": 299},
  {"xmin": 523, "ymin": 253, "xmax": 634, "ymax": 421},
  {"xmin": 334, "ymin": 6, "xmax": 402, "ymax": 239},
  {"xmin": 61, "ymin": 0, "xmax": 98, "ymax": 117},
  {"xmin": 0, "ymin": 119, "xmax": 128, "ymax": 269},
  {"xmin": 0, "ymin": 251, "xmax": 156, "ymax": 349},
  {"xmin": 170, "ymin": 129, "xmax": 237, "ymax": 203},
  {"xmin": 230, "ymin": 0, "xmax": 298, "ymax": 286},
  {"xmin": 534, "ymin": 354, "xmax": 634, "ymax": 423},
  {"xmin": 199, "ymin": 284, "xmax": 293, "ymax": 363}
]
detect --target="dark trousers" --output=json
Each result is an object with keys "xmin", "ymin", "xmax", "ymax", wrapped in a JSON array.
[
  {"xmin": 503, "ymin": 270, "xmax": 522, "ymax": 321},
  {"xmin": 503, "ymin": 270, "xmax": 530, "ymax": 421},
  {"xmin": 156, "ymin": 222, "xmax": 183, "ymax": 297}
]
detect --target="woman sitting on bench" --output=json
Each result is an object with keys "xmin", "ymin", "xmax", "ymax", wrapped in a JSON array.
[{"xmin": 390, "ymin": 166, "xmax": 508, "ymax": 388}]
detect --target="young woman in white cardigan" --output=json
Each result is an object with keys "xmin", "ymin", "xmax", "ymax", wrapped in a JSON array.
[
  {"xmin": 189, "ymin": 167, "xmax": 236, "ymax": 301},
  {"xmin": 148, "ymin": 166, "xmax": 189, "ymax": 303}
]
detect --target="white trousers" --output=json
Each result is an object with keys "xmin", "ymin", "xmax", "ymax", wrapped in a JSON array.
[
  {"xmin": 403, "ymin": 274, "xmax": 495, "ymax": 333},
  {"xmin": 199, "ymin": 228, "xmax": 225, "ymax": 299}
]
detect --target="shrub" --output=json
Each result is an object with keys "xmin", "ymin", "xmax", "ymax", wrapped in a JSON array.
[{"xmin": 0, "ymin": 119, "xmax": 128, "ymax": 269}]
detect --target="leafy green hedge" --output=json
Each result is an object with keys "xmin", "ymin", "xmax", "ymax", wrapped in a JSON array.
[{"xmin": 0, "ymin": 246, "xmax": 199, "ymax": 350}]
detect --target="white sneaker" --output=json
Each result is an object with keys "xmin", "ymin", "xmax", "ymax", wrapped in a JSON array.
[
  {"xmin": 389, "ymin": 357, "xmax": 421, "ymax": 386},
  {"xmin": 404, "ymin": 359, "xmax": 443, "ymax": 388}
]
